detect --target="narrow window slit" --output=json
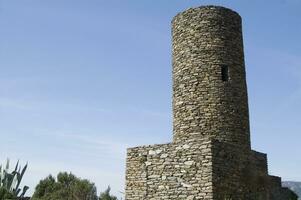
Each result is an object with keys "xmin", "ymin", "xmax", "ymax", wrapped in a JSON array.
[{"xmin": 221, "ymin": 65, "xmax": 229, "ymax": 81}]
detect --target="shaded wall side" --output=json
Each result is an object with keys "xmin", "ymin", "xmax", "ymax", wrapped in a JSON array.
[
  {"xmin": 267, "ymin": 176, "xmax": 298, "ymax": 199},
  {"xmin": 211, "ymin": 141, "xmax": 270, "ymax": 200}
]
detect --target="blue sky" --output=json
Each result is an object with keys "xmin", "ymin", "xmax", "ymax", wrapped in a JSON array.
[{"xmin": 0, "ymin": 0, "xmax": 300, "ymax": 197}]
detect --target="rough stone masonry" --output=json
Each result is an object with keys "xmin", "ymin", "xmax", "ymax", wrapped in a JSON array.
[{"xmin": 125, "ymin": 6, "xmax": 297, "ymax": 200}]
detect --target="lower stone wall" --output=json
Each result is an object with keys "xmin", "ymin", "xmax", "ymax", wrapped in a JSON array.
[
  {"xmin": 212, "ymin": 140, "xmax": 270, "ymax": 199},
  {"xmin": 211, "ymin": 140, "xmax": 296, "ymax": 200},
  {"xmin": 250, "ymin": 150, "xmax": 268, "ymax": 176},
  {"xmin": 267, "ymin": 176, "xmax": 298, "ymax": 199},
  {"xmin": 126, "ymin": 139, "xmax": 296, "ymax": 200},
  {"xmin": 279, "ymin": 187, "xmax": 299, "ymax": 200},
  {"xmin": 126, "ymin": 139, "xmax": 214, "ymax": 200}
]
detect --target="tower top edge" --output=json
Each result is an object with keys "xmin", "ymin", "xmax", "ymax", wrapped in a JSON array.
[{"xmin": 172, "ymin": 5, "xmax": 241, "ymax": 22}]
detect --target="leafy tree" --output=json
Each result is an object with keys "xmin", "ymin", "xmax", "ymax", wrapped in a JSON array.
[
  {"xmin": 288, "ymin": 190, "xmax": 298, "ymax": 200},
  {"xmin": 99, "ymin": 186, "xmax": 117, "ymax": 200},
  {"xmin": 0, "ymin": 187, "xmax": 15, "ymax": 200},
  {"xmin": 32, "ymin": 172, "xmax": 98, "ymax": 200},
  {"xmin": 0, "ymin": 159, "xmax": 29, "ymax": 200}
]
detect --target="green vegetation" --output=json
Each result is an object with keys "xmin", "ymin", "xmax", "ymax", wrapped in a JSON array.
[
  {"xmin": 31, "ymin": 172, "xmax": 98, "ymax": 200},
  {"xmin": 0, "ymin": 159, "xmax": 29, "ymax": 200},
  {"xmin": 0, "ymin": 157, "xmax": 120, "ymax": 200},
  {"xmin": 99, "ymin": 186, "xmax": 117, "ymax": 200},
  {"xmin": 291, "ymin": 192, "xmax": 299, "ymax": 200},
  {"xmin": 31, "ymin": 172, "xmax": 119, "ymax": 200},
  {"xmin": 283, "ymin": 181, "xmax": 301, "ymax": 200}
]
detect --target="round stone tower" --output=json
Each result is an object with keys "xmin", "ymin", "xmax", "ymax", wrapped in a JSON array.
[{"xmin": 172, "ymin": 6, "xmax": 251, "ymax": 149}]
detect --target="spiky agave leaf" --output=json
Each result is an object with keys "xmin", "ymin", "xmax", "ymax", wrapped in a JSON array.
[
  {"xmin": 5, "ymin": 159, "xmax": 9, "ymax": 172},
  {"xmin": 10, "ymin": 172, "xmax": 18, "ymax": 192},
  {"xmin": 0, "ymin": 159, "xmax": 29, "ymax": 198},
  {"xmin": 15, "ymin": 163, "xmax": 27, "ymax": 193},
  {"xmin": 15, "ymin": 187, "xmax": 21, "ymax": 196},
  {"xmin": 2, "ymin": 159, "xmax": 10, "ymax": 189},
  {"xmin": 0, "ymin": 164, "xmax": 3, "ymax": 186},
  {"xmin": 5, "ymin": 173, "xmax": 15, "ymax": 192},
  {"xmin": 20, "ymin": 186, "xmax": 29, "ymax": 197},
  {"xmin": 14, "ymin": 160, "xmax": 19, "ymax": 173},
  {"xmin": 2, "ymin": 170, "xmax": 8, "ymax": 190}
]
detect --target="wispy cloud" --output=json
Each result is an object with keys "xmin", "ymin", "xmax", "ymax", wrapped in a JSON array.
[
  {"xmin": 1, "ymin": 129, "xmax": 127, "ymax": 197},
  {"xmin": 0, "ymin": 97, "xmax": 32, "ymax": 110},
  {"xmin": 32, "ymin": 129, "xmax": 129, "ymax": 155}
]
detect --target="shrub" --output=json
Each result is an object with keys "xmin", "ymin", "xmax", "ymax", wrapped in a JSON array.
[
  {"xmin": 99, "ymin": 186, "xmax": 117, "ymax": 200},
  {"xmin": 32, "ymin": 172, "xmax": 98, "ymax": 200}
]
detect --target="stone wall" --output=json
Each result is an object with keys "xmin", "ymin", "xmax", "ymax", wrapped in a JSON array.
[
  {"xmin": 126, "ymin": 139, "xmax": 214, "ymax": 200},
  {"xmin": 212, "ymin": 140, "xmax": 270, "ymax": 199},
  {"xmin": 211, "ymin": 140, "xmax": 296, "ymax": 200},
  {"xmin": 172, "ymin": 6, "xmax": 250, "ymax": 150},
  {"xmin": 126, "ymin": 139, "xmax": 293, "ymax": 199}
]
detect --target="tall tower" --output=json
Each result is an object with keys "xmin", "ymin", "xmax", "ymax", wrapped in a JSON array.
[
  {"xmin": 172, "ymin": 6, "xmax": 251, "ymax": 149},
  {"xmin": 126, "ymin": 6, "xmax": 296, "ymax": 200}
]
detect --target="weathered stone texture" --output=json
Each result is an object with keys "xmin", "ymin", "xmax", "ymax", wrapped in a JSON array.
[
  {"xmin": 126, "ymin": 140, "xmax": 214, "ymax": 199},
  {"xmin": 125, "ymin": 5, "xmax": 296, "ymax": 200},
  {"xmin": 212, "ymin": 141, "xmax": 269, "ymax": 199},
  {"xmin": 172, "ymin": 6, "xmax": 250, "ymax": 149}
]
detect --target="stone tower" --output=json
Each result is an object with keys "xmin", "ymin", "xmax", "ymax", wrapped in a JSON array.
[
  {"xmin": 125, "ymin": 6, "xmax": 297, "ymax": 200},
  {"xmin": 172, "ymin": 7, "xmax": 250, "ymax": 150}
]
